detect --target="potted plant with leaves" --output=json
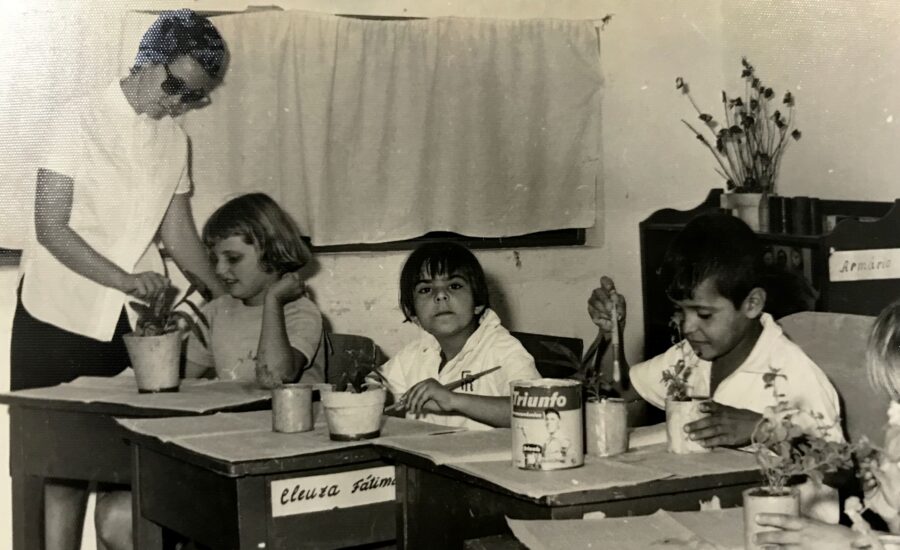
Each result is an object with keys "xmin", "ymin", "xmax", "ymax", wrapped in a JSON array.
[
  {"xmin": 661, "ymin": 339, "xmax": 709, "ymax": 454},
  {"xmin": 543, "ymin": 336, "xmax": 629, "ymax": 457},
  {"xmin": 743, "ymin": 367, "xmax": 855, "ymax": 550},
  {"xmin": 124, "ymin": 274, "xmax": 208, "ymax": 393},
  {"xmin": 320, "ymin": 338, "xmax": 387, "ymax": 441},
  {"xmin": 676, "ymin": 57, "xmax": 801, "ymax": 231}
]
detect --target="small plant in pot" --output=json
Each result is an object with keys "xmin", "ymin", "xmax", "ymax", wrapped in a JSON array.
[
  {"xmin": 662, "ymin": 312, "xmax": 708, "ymax": 454},
  {"xmin": 544, "ymin": 338, "xmax": 629, "ymax": 457},
  {"xmin": 743, "ymin": 367, "xmax": 854, "ymax": 550},
  {"xmin": 125, "ymin": 275, "xmax": 208, "ymax": 393},
  {"xmin": 320, "ymin": 349, "xmax": 387, "ymax": 441},
  {"xmin": 676, "ymin": 58, "xmax": 801, "ymax": 231}
]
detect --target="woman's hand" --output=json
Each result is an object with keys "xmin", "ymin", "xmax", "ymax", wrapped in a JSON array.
[
  {"xmin": 754, "ymin": 513, "xmax": 860, "ymax": 548},
  {"xmin": 121, "ymin": 271, "xmax": 170, "ymax": 300},
  {"xmin": 266, "ymin": 271, "xmax": 306, "ymax": 305},
  {"xmin": 587, "ymin": 276, "xmax": 626, "ymax": 338}
]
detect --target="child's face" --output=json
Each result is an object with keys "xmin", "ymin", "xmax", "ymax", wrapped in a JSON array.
[
  {"xmin": 671, "ymin": 277, "xmax": 761, "ymax": 362},
  {"xmin": 412, "ymin": 269, "xmax": 483, "ymax": 343},
  {"xmin": 212, "ymin": 235, "xmax": 280, "ymax": 306}
]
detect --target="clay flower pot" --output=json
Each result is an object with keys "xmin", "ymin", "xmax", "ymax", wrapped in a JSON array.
[
  {"xmin": 123, "ymin": 332, "xmax": 181, "ymax": 393},
  {"xmin": 321, "ymin": 387, "xmax": 386, "ymax": 441},
  {"xmin": 742, "ymin": 486, "xmax": 800, "ymax": 550},
  {"xmin": 665, "ymin": 397, "xmax": 709, "ymax": 454},
  {"xmin": 272, "ymin": 384, "xmax": 314, "ymax": 433},
  {"xmin": 584, "ymin": 398, "xmax": 629, "ymax": 457}
]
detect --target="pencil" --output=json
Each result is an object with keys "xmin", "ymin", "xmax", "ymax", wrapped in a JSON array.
[{"xmin": 385, "ymin": 365, "xmax": 503, "ymax": 412}]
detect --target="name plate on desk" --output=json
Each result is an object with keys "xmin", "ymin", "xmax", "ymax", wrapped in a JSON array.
[
  {"xmin": 829, "ymin": 248, "xmax": 900, "ymax": 282},
  {"xmin": 270, "ymin": 466, "xmax": 396, "ymax": 517}
]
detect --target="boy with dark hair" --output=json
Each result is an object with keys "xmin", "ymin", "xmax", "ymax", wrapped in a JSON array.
[{"xmin": 588, "ymin": 213, "xmax": 841, "ymax": 448}]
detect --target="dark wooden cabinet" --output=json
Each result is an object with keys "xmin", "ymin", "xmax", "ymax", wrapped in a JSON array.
[{"xmin": 639, "ymin": 190, "xmax": 900, "ymax": 359}]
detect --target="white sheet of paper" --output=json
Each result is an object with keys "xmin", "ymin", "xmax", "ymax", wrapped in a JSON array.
[
  {"xmin": 377, "ymin": 428, "xmax": 510, "ymax": 464},
  {"xmin": 507, "ymin": 508, "xmax": 744, "ymax": 550}
]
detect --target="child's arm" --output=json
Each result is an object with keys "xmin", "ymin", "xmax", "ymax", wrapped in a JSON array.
[
  {"xmin": 257, "ymin": 272, "xmax": 309, "ymax": 388},
  {"xmin": 403, "ymin": 379, "xmax": 512, "ymax": 427}
]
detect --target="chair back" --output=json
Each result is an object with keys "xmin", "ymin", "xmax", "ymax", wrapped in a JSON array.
[
  {"xmin": 324, "ymin": 333, "xmax": 385, "ymax": 387},
  {"xmin": 779, "ymin": 311, "xmax": 887, "ymax": 444},
  {"xmin": 509, "ymin": 331, "xmax": 583, "ymax": 379}
]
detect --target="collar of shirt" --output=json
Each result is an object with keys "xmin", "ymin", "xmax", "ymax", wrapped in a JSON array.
[{"xmin": 418, "ymin": 308, "xmax": 502, "ymax": 379}]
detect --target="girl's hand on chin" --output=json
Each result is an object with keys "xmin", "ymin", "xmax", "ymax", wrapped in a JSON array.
[{"xmin": 268, "ymin": 271, "xmax": 306, "ymax": 304}]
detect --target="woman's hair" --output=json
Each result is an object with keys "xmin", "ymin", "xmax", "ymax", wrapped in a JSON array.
[
  {"xmin": 133, "ymin": 9, "xmax": 228, "ymax": 78},
  {"xmin": 202, "ymin": 193, "xmax": 312, "ymax": 274},
  {"xmin": 867, "ymin": 299, "xmax": 900, "ymax": 400},
  {"xmin": 658, "ymin": 212, "xmax": 764, "ymax": 307},
  {"xmin": 398, "ymin": 241, "xmax": 490, "ymax": 322}
]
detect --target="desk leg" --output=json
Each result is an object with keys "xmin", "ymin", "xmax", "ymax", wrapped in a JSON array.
[
  {"xmin": 132, "ymin": 446, "xmax": 163, "ymax": 550},
  {"xmin": 12, "ymin": 472, "xmax": 43, "ymax": 550}
]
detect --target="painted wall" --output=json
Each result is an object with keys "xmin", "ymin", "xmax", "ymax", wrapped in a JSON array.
[{"xmin": 0, "ymin": 1, "xmax": 897, "ymax": 548}]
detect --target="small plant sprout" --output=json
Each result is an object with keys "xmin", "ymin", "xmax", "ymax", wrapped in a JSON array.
[
  {"xmin": 661, "ymin": 312, "xmax": 694, "ymax": 401},
  {"xmin": 128, "ymin": 270, "xmax": 209, "ymax": 346}
]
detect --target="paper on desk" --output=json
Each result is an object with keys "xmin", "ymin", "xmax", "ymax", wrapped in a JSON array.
[
  {"xmin": 377, "ymin": 428, "xmax": 510, "ymax": 464},
  {"xmin": 6, "ymin": 373, "xmax": 269, "ymax": 413},
  {"xmin": 119, "ymin": 411, "xmax": 458, "ymax": 463},
  {"xmin": 628, "ymin": 423, "xmax": 668, "ymax": 449},
  {"xmin": 616, "ymin": 443, "xmax": 759, "ymax": 478},
  {"xmin": 449, "ymin": 454, "xmax": 672, "ymax": 500},
  {"xmin": 507, "ymin": 508, "xmax": 743, "ymax": 550}
]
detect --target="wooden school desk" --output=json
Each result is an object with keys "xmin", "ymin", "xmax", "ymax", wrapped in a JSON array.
[
  {"xmin": 120, "ymin": 410, "xmax": 458, "ymax": 550},
  {"xmin": 377, "ymin": 429, "xmax": 762, "ymax": 549},
  {"xmin": 0, "ymin": 375, "xmax": 270, "ymax": 550}
]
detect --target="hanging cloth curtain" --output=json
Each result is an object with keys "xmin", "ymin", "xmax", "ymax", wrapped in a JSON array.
[{"xmin": 142, "ymin": 10, "xmax": 601, "ymax": 246}]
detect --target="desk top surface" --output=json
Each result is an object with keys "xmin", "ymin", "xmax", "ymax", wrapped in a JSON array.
[
  {"xmin": 120, "ymin": 409, "xmax": 461, "ymax": 476},
  {"xmin": 0, "ymin": 373, "xmax": 270, "ymax": 417},
  {"xmin": 382, "ymin": 425, "xmax": 761, "ymax": 505}
]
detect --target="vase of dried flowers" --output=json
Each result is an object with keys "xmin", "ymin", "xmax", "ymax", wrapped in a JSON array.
[{"xmin": 677, "ymin": 58, "xmax": 801, "ymax": 232}]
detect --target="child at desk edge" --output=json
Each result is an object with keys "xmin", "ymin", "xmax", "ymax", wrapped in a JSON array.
[{"xmin": 376, "ymin": 241, "xmax": 540, "ymax": 430}]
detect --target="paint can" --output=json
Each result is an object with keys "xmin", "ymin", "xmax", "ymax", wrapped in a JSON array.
[{"xmin": 511, "ymin": 378, "xmax": 583, "ymax": 470}]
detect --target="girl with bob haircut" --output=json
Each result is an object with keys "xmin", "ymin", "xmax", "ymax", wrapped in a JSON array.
[
  {"xmin": 185, "ymin": 192, "xmax": 325, "ymax": 387},
  {"xmin": 378, "ymin": 241, "xmax": 539, "ymax": 430}
]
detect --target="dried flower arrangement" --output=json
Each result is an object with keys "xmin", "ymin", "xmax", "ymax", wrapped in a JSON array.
[{"xmin": 676, "ymin": 58, "xmax": 801, "ymax": 195}]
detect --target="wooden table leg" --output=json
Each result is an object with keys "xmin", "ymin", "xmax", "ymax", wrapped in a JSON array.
[
  {"xmin": 132, "ymin": 445, "xmax": 163, "ymax": 550},
  {"xmin": 11, "ymin": 472, "xmax": 44, "ymax": 550}
]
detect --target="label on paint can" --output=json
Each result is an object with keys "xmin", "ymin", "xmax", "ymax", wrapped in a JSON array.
[{"xmin": 511, "ymin": 378, "xmax": 584, "ymax": 470}]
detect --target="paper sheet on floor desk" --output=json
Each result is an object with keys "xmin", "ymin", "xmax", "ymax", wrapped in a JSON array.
[
  {"xmin": 507, "ymin": 508, "xmax": 743, "ymax": 550},
  {"xmin": 118, "ymin": 410, "xmax": 458, "ymax": 463},
  {"xmin": 448, "ymin": 454, "xmax": 672, "ymax": 499},
  {"xmin": 4, "ymin": 372, "xmax": 269, "ymax": 413},
  {"xmin": 377, "ymin": 428, "xmax": 511, "ymax": 464},
  {"xmin": 615, "ymin": 444, "xmax": 759, "ymax": 478}
]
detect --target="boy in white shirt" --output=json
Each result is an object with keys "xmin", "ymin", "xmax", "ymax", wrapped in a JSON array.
[
  {"xmin": 379, "ymin": 242, "xmax": 540, "ymax": 430},
  {"xmin": 587, "ymin": 213, "xmax": 842, "ymax": 447}
]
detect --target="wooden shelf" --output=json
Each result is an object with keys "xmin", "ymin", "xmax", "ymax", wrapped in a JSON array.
[{"xmin": 639, "ymin": 190, "xmax": 899, "ymax": 359}]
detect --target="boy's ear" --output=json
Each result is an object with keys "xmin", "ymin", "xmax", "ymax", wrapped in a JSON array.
[{"xmin": 741, "ymin": 287, "xmax": 767, "ymax": 319}]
